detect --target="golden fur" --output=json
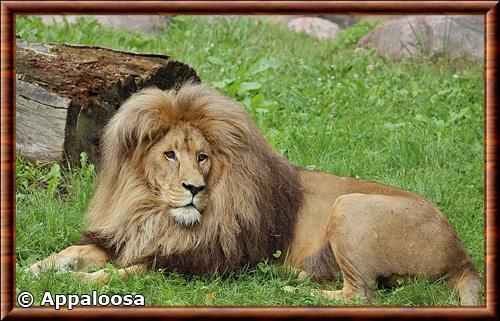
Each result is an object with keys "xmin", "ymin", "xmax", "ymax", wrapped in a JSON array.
[{"xmin": 27, "ymin": 83, "xmax": 481, "ymax": 305}]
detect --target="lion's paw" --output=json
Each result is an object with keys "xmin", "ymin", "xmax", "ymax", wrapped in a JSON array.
[
  {"xmin": 25, "ymin": 261, "xmax": 43, "ymax": 277},
  {"xmin": 70, "ymin": 269, "xmax": 110, "ymax": 284},
  {"xmin": 310, "ymin": 289, "xmax": 344, "ymax": 300},
  {"xmin": 24, "ymin": 253, "xmax": 79, "ymax": 277}
]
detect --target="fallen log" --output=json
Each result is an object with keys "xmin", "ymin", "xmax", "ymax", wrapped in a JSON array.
[{"xmin": 16, "ymin": 39, "xmax": 200, "ymax": 164}]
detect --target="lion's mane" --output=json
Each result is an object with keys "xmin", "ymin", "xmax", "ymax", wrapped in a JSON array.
[{"xmin": 81, "ymin": 83, "xmax": 303, "ymax": 274}]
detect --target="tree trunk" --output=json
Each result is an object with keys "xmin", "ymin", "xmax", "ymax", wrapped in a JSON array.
[{"xmin": 16, "ymin": 39, "xmax": 200, "ymax": 164}]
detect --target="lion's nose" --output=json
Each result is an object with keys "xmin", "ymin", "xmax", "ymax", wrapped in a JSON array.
[{"xmin": 182, "ymin": 182, "xmax": 205, "ymax": 196}]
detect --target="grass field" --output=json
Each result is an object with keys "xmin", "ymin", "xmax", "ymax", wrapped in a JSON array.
[{"xmin": 15, "ymin": 15, "xmax": 484, "ymax": 306}]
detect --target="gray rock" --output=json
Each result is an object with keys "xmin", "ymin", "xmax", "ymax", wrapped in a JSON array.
[
  {"xmin": 261, "ymin": 15, "xmax": 298, "ymax": 25},
  {"xmin": 321, "ymin": 15, "xmax": 362, "ymax": 28},
  {"xmin": 40, "ymin": 15, "xmax": 171, "ymax": 34},
  {"xmin": 287, "ymin": 17, "xmax": 341, "ymax": 40},
  {"xmin": 359, "ymin": 16, "xmax": 483, "ymax": 60}
]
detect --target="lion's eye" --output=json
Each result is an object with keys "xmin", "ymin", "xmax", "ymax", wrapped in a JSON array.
[
  {"xmin": 164, "ymin": 151, "xmax": 176, "ymax": 160},
  {"xmin": 198, "ymin": 154, "xmax": 208, "ymax": 163}
]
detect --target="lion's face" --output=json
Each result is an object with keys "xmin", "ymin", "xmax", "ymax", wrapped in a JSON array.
[{"xmin": 144, "ymin": 122, "xmax": 212, "ymax": 226}]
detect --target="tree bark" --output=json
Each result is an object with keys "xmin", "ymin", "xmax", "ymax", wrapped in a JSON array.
[{"xmin": 16, "ymin": 39, "xmax": 200, "ymax": 163}]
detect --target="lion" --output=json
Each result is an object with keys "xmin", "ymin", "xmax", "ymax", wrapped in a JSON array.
[{"xmin": 26, "ymin": 83, "xmax": 481, "ymax": 306}]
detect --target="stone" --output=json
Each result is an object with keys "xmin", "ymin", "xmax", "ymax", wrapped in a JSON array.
[
  {"xmin": 321, "ymin": 15, "xmax": 362, "ymax": 28},
  {"xmin": 359, "ymin": 15, "xmax": 483, "ymax": 60},
  {"xmin": 287, "ymin": 17, "xmax": 341, "ymax": 40},
  {"xmin": 261, "ymin": 15, "xmax": 297, "ymax": 25},
  {"xmin": 40, "ymin": 15, "xmax": 171, "ymax": 34}
]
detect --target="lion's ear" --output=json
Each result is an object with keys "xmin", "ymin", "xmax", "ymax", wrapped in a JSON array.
[{"xmin": 100, "ymin": 88, "xmax": 169, "ymax": 167}]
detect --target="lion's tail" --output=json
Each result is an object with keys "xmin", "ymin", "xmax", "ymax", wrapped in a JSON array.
[{"xmin": 450, "ymin": 263, "xmax": 481, "ymax": 306}]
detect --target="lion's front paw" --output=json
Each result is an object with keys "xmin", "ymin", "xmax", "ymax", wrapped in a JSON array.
[
  {"xmin": 70, "ymin": 269, "xmax": 110, "ymax": 284},
  {"xmin": 310, "ymin": 289, "xmax": 345, "ymax": 300},
  {"xmin": 24, "ymin": 252, "xmax": 80, "ymax": 277},
  {"xmin": 25, "ymin": 261, "xmax": 43, "ymax": 277}
]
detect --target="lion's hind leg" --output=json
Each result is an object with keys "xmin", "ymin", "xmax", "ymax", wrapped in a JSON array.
[
  {"xmin": 285, "ymin": 243, "xmax": 369, "ymax": 302},
  {"xmin": 326, "ymin": 192, "xmax": 481, "ymax": 305},
  {"xmin": 322, "ymin": 194, "xmax": 397, "ymax": 302},
  {"xmin": 325, "ymin": 248, "xmax": 375, "ymax": 302},
  {"xmin": 25, "ymin": 244, "xmax": 109, "ymax": 277}
]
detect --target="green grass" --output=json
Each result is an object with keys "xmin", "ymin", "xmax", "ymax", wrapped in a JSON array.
[{"xmin": 15, "ymin": 15, "xmax": 484, "ymax": 306}]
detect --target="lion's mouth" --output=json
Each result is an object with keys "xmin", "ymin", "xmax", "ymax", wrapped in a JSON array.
[
  {"xmin": 170, "ymin": 204, "xmax": 201, "ymax": 226},
  {"xmin": 181, "ymin": 197, "xmax": 203, "ymax": 211}
]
